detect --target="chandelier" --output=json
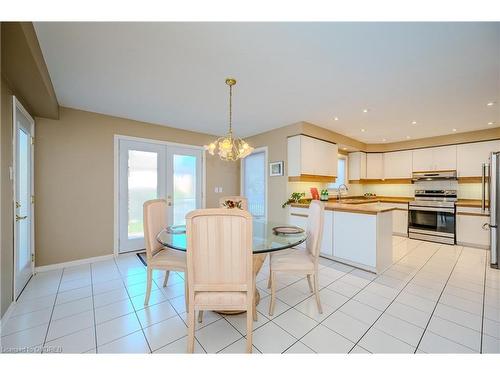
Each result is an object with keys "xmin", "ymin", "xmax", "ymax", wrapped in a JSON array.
[{"xmin": 204, "ymin": 78, "xmax": 254, "ymax": 161}]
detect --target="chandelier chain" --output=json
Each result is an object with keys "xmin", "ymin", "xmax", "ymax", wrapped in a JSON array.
[{"xmin": 228, "ymin": 83, "xmax": 233, "ymax": 136}]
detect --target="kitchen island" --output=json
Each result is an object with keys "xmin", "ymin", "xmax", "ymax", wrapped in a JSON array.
[{"xmin": 288, "ymin": 200, "xmax": 396, "ymax": 273}]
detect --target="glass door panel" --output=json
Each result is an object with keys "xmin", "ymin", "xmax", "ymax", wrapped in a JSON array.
[
  {"xmin": 243, "ymin": 150, "xmax": 266, "ymax": 219},
  {"xmin": 119, "ymin": 140, "xmax": 165, "ymax": 252},
  {"xmin": 167, "ymin": 147, "xmax": 202, "ymax": 225}
]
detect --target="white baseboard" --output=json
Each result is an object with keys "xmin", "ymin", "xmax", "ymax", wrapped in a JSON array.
[
  {"xmin": 35, "ymin": 254, "xmax": 115, "ymax": 273},
  {"xmin": 456, "ymin": 242, "xmax": 489, "ymax": 250},
  {"xmin": 0, "ymin": 301, "xmax": 16, "ymax": 329}
]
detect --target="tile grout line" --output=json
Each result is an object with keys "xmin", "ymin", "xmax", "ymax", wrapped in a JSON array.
[
  {"xmin": 278, "ymin": 239, "xmax": 429, "ymax": 353},
  {"xmin": 349, "ymin": 244, "xmax": 445, "ymax": 352},
  {"xmin": 41, "ymin": 269, "xmax": 65, "ymax": 351},
  {"xmin": 112, "ymin": 257, "xmax": 153, "ymax": 353},
  {"xmin": 413, "ymin": 246, "xmax": 465, "ymax": 353},
  {"xmin": 89, "ymin": 263, "xmax": 98, "ymax": 353},
  {"xmin": 480, "ymin": 251, "xmax": 488, "ymax": 353}
]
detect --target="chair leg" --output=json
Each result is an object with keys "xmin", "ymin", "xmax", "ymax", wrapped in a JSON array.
[
  {"xmin": 246, "ymin": 298, "xmax": 253, "ymax": 353},
  {"xmin": 144, "ymin": 267, "xmax": 153, "ymax": 306},
  {"xmin": 269, "ymin": 271, "xmax": 276, "ymax": 316},
  {"xmin": 313, "ymin": 272, "xmax": 323, "ymax": 314},
  {"xmin": 198, "ymin": 311, "xmax": 203, "ymax": 323},
  {"xmin": 184, "ymin": 276, "xmax": 189, "ymax": 312},
  {"xmin": 163, "ymin": 270, "xmax": 170, "ymax": 287},
  {"xmin": 267, "ymin": 266, "xmax": 272, "ymax": 289},
  {"xmin": 307, "ymin": 274, "xmax": 313, "ymax": 293},
  {"xmin": 187, "ymin": 305, "xmax": 196, "ymax": 353}
]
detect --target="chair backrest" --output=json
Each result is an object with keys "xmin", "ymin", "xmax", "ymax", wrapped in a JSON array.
[
  {"xmin": 219, "ymin": 196, "xmax": 249, "ymax": 211},
  {"xmin": 186, "ymin": 208, "xmax": 253, "ymax": 293},
  {"xmin": 143, "ymin": 199, "xmax": 167, "ymax": 260},
  {"xmin": 305, "ymin": 200, "xmax": 325, "ymax": 259}
]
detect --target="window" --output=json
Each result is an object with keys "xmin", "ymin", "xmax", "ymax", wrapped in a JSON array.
[
  {"xmin": 328, "ymin": 156, "xmax": 347, "ymax": 189},
  {"xmin": 242, "ymin": 149, "xmax": 266, "ymax": 219}
]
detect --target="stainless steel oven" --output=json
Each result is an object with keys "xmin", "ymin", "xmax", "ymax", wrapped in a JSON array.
[{"xmin": 408, "ymin": 190, "xmax": 457, "ymax": 245}]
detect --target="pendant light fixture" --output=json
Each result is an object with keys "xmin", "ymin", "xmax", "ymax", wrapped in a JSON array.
[{"xmin": 204, "ymin": 78, "xmax": 253, "ymax": 161}]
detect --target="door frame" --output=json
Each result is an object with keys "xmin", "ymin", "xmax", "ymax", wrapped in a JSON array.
[
  {"xmin": 240, "ymin": 146, "xmax": 268, "ymax": 220},
  {"xmin": 113, "ymin": 134, "xmax": 206, "ymax": 256},
  {"xmin": 12, "ymin": 96, "xmax": 35, "ymax": 299}
]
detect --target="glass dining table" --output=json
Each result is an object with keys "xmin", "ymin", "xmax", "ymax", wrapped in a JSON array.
[{"xmin": 156, "ymin": 220, "xmax": 307, "ymax": 313}]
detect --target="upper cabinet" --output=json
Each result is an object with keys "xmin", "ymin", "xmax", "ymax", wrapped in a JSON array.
[
  {"xmin": 366, "ymin": 153, "xmax": 384, "ymax": 179},
  {"xmin": 348, "ymin": 151, "xmax": 366, "ymax": 181},
  {"xmin": 412, "ymin": 145, "xmax": 456, "ymax": 172},
  {"xmin": 457, "ymin": 140, "xmax": 500, "ymax": 178},
  {"xmin": 383, "ymin": 150, "xmax": 412, "ymax": 179},
  {"xmin": 287, "ymin": 135, "xmax": 338, "ymax": 181}
]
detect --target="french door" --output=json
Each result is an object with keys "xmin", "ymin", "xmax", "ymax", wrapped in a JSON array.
[
  {"xmin": 241, "ymin": 147, "xmax": 267, "ymax": 220},
  {"xmin": 118, "ymin": 138, "xmax": 203, "ymax": 253},
  {"xmin": 13, "ymin": 97, "xmax": 35, "ymax": 299}
]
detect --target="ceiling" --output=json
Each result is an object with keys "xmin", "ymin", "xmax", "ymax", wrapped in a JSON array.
[{"xmin": 33, "ymin": 22, "xmax": 500, "ymax": 143}]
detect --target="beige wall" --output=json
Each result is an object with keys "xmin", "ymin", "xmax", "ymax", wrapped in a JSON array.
[
  {"xmin": 1, "ymin": 78, "xmax": 14, "ymax": 318},
  {"xmin": 34, "ymin": 107, "xmax": 239, "ymax": 267}
]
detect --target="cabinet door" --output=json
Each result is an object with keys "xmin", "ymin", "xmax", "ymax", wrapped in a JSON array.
[
  {"xmin": 412, "ymin": 148, "xmax": 433, "ymax": 172},
  {"xmin": 366, "ymin": 153, "xmax": 384, "ymax": 179},
  {"xmin": 433, "ymin": 145, "xmax": 456, "ymax": 171},
  {"xmin": 456, "ymin": 214, "xmax": 490, "ymax": 248},
  {"xmin": 320, "ymin": 212, "xmax": 333, "ymax": 257},
  {"xmin": 393, "ymin": 209, "xmax": 408, "ymax": 236},
  {"xmin": 300, "ymin": 136, "xmax": 318, "ymax": 175},
  {"xmin": 383, "ymin": 150, "xmax": 412, "ymax": 179},
  {"xmin": 288, "ymin": 208, "xmax": 308, "ymax": 249},
  {"xmin": 457, "ymin": 140, "xmax": 500, "ymax": 177}
]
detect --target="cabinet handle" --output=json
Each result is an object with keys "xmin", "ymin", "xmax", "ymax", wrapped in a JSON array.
[{"xmin": 290, "ymin": 213, "xmax": 308, "ymax": 218}]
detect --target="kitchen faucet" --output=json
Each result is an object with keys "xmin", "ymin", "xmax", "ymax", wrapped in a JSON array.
[{"xmin": 337, "ymin": 184, "xmax": 349, "ymax": 201}]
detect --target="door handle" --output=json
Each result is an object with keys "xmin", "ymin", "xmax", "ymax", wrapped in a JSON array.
[
  {"xmin": 483, "ymin": 223, "xmax": 496, "ymax": 230},
  {"xmin": 16, "ymin": 215, "xmax": 27, "ymax": 221}
]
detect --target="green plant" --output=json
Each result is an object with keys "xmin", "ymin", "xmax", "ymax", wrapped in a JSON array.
[{"xmin": 282, "ymin": 192, "xmax": 306, "ymax": 208}]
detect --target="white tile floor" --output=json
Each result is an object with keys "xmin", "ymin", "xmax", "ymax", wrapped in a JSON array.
[{"xmin": 2, "ymin": 236, "xmax": 500, "ymax": 354}]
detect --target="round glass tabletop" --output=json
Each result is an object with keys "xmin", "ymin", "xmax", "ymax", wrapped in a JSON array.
[{"xmin": 157, "ymin": 220, "xmax": 307, "ymax": 254}]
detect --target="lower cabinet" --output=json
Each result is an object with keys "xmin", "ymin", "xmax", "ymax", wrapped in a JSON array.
[
  {"xmin": 456, "ymin": 209, "xmax": 490, "ymax": 249},
  {"xmin": 288, "ymin": 207, "xmax": 308, "ymax": 249},
  {"xmin": 378, "ymin": 203, "xmax": 408, "ymax": 236},
  {"xmin": 320, "ymin": 211, "xmax": 334, "ymax": 257}
]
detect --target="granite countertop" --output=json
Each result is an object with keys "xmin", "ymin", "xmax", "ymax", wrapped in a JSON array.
[
  {"xmin": 290, "ymin": 201, "xmax": 397, "ymax": 214},
  {"xmin": 290, "ymin": 196, "xmax": 485, "ymax": 210}
]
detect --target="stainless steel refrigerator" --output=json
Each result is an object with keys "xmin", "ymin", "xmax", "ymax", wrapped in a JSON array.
[{"xmin": 487, "ymin": 152, "xmax": 500, "ymax": 268}]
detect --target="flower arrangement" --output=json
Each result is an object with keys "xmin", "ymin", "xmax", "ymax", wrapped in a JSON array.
[{"xmin": 222, "ymin": 200, "xmax": 243, "ymax": 209}]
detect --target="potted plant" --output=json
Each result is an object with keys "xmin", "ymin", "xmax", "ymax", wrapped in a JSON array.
[{"xmin": 281, "ymin": 192, "xmax": 306, "ymax": 208}]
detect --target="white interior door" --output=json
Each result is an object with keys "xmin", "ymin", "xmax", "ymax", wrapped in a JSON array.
[
  {"xmin": 241, "ymin": 148, "xmax": 267, "ymax": 220},
  {"xmin": 118, "ymin": 139, "xmax": 166, "ymax": 252},
  {"xmin": 13, "ymin": 98, "xmax": 35, "ymax": 299},
  {"xmin": 118, "ymin": 139, "xmax": 203, "ymax": 253},
  {"xmin": 166, "ymin": 146, "xmax": 202, "ymax": 225}
]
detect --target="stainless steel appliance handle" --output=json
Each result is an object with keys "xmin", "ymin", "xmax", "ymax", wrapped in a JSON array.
[
  {"xmin": 491, "ymin": 152, "xmax": 497, "ymax": 267},
  {"xmin": 482, "ymin": 163, "xmax": 486, "ymax": 213},
  {"xmin": 408, "ymin": 206, "xmax": 455, "ymax": 213}
]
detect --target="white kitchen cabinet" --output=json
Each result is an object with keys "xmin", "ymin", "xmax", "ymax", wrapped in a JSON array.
[
  {"xmin": 456, "ymin": 208, "xmax": 490, "ymax": 249},
  {"xmin": 377, "ymin": 203, "xmax": 408, "ymax": 236},
  {"xmin": 348, "ymin": 151, "xmax": 366, "ymax": 181},
  {"xmin": 412, "ymin": 145, "xmax": 457, "ymax": 172},
  {"xmin": 287, "ymin": 135, "xmax": 338, "ymax": 178},
  {"xmin": 288, "ymin": 206, "xmax": 308, "ymax": 249},
  {"xmin": 383, "ymin": 150, "xmax": 412, "ymax": 179},
  {"xmin": 320, "ymin": 211, "xmax": 334, "ymax": 257},
  {"xmin": 457, "ymin": 140, "xmax": 500, "ymax": 177},
  {"xmin": 366, "ymin": 153, "xmax": 384, "ymax": 179}
]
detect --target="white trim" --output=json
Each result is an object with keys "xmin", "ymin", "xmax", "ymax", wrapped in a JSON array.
[
  {"xmin": 0, "ymin": 302, "xmax": 16, "ymax": 328},
  {"xmin": 240, "ymin": 146, "xmax": 269, "ymax": 220},
  {"xmin": 34, "ymin": 254, "xmax": 115, "ymax": 273},
  {"xmin": 113, "ymin": 134, "xmax": 207, "ymax": 257}
]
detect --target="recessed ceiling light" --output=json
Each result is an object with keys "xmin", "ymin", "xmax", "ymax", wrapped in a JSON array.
[
  {"xmin": 487, "ymin": 102, "xmax": 496, "ymax": 106},
  {"xmin": 361, "ymin": 128, "xmax": 366, "ymax": 132},
  {"xmin": 488, "ymin": 122, "xmax": 494, "ymax": 125},
  {"xmin": 342, "ymin": 147, "xmax": 347, "ymax": 150},
  {"xmin": 333, "ymin": 117, "xmax": 339, "ymax": 121},
  {"xmin": 406, "ymin": 136, "xmax": 411, "ymax": 139},
  {"xmin": 411, "ymin": 121, "xmax": 417, "ymax": 125},
  {"xmin": 362, "ymin": 109, "xmax": 369, "ymax": 113},
  {"xmin": 452, "ymin": 128, "xmax": 457, "ymax": 132},
  {"xmin": 382, "ymin": 138, "xmax": 387, "ymax": 142}
]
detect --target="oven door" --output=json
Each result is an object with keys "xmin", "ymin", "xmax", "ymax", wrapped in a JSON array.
[{"xmin": 408, "ymin": 205, "xmax": 455, "ymax": 238}]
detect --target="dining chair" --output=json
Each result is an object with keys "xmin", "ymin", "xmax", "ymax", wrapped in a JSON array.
[
  {"xmin": 143, "ymin": 199, "xmax": 187, "ymax": 306},
  {"xmin": 267, "ymin": 200, "xmax": 325, "ymax": 315},
  {"xmin": 185, "ymin": 208, "xmax": 255, "ymax": 353},
  {"xmin": 219, "ymin": 195, "xmax": 249, "ymax": 210}
]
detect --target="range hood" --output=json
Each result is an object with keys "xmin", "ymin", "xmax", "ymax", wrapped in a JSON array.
[{"xmin": 412, "ymin": 170, "xmax": 457, "ymax": 182}]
